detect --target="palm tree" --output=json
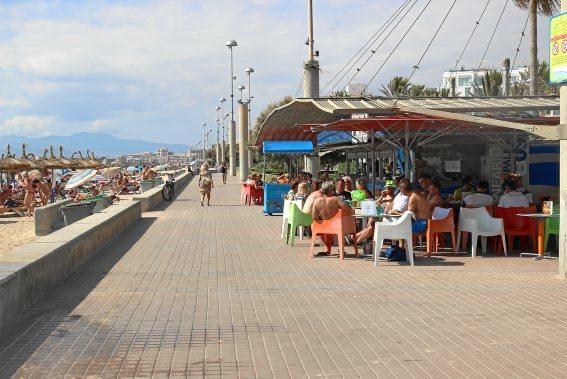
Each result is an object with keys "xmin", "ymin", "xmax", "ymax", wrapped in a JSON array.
[
  {"xmin": 379, "ymin": 76, "xmax": 411, "ymax": 97},
  {"xmin": 513, "ymin": 0, "xmax": 559, "ymax": 95},
  {"xmin": 518, "ymin": 60, "xmax": 557, "ymax": 94},
  {"xmin": 409, "ymin": 84, "xmax": 426, "ymax": 97},
  {"xmin": 472, "ymin": 70, "xmax": 503, "ymax": 96}
]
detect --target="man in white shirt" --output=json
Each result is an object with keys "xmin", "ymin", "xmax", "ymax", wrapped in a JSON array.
[
  {"xmin": 463, "ymin": 180, "xmax": 493, "ymax": 207},
  {"xmin": 389, "ymin": 178, "xmax": 409, "ymax": 214},
  {"xmin": 498, "ymin": 178, "xmax": 529, "ymax": 208}
]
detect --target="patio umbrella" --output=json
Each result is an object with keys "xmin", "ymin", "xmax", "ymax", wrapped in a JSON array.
[
  {"xmin": 65, "ymin": 169, "xmax": 97, "ymax": 190},
  {"xmin": 153, "ymin": 164, "xmax": 168, "ymax": 172},
  {"xmin": 89, "ymin": 174, "xmax": 108, "ymax": 183},
  {"xmin": 28, "ymin": 169, "xmax": 43, "ymax": 180},
  {"xmin": 100, "ymin": 166, "xmax": 121, "ymax": 178}
]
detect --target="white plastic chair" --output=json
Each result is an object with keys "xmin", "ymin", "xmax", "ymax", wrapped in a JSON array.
[
  {"xmin": 456, "ymin": 207, "xmax": 507, "ymax": 258},
  {"xmin": 281, "ymin": 199, "xmax": 304, "ymax": 240},
  {"xmin": 373, "ymin": 211, "xmax": 414, "ymax": 266}
]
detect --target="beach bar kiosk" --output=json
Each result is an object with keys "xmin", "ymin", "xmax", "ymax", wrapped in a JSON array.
[{"xmin": 262, "ymin": 141, "xmax": 314, "ymax": 215}]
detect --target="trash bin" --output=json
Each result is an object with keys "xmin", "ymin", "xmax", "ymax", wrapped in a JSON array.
[
  {"xmin": 60, "ymin": 202, "xmax": 96, "ymax": 226},
  {"xmin": 140, "ymin": 180, "xmax": 155, "ymax": 193}
]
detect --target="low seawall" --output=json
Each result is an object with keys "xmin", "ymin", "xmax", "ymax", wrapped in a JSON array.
[
  {"xmin": 133, "ymin": 171, "xmax": 193, "ymax": 212},
  {"xmin": 0, "ymin": 200, "xmax": 142, "ymax": 329}
]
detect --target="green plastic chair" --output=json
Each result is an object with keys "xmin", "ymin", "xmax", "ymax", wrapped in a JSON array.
[
  {"xmin": 544, "ymin": 215, "xmax": 560, "ymax": 253},
  {"xmin": 286, "ymin": 202, "xmax": 313, "ymax": 246}
]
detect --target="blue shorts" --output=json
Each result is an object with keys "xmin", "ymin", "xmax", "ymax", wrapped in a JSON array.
[{"xmin": 412, "ymin": 219, "xmax": 428, "ymax": 234}]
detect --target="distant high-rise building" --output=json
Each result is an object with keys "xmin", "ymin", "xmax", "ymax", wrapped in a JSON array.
[{"xmin": 156, "ymin": 148, "xmax": 168, "ymax": 157}]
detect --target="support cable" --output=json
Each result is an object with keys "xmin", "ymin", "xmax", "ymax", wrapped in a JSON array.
[
  {"xmin": 403, "ymin": 0, "xmax": 457, "ymax": 91},
  {"xmin": 477, "ymin": 0, "xmax": 510, "ymax": 70},
  {"xmin": 511, "ymin": 12, "xmax": 530, "ymax": 69},
  {"xmin": 360, "ymin": 0, "xmax": 433, "ymax": 95},
  {"xmin": 342, "ymin": 0, "xmax": 420, "ymax": 93},
  {"xmin": 322, "ymin": 0, "xmax": 414, "ymax": 94},
  {"xmin": 443, "ymin": 0, "xmax": 492, "ymax": 90}
]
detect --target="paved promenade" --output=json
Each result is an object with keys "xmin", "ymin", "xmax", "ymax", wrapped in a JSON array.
[{"xmin": 1, "ymin": 175, "xmax": 567, "ymax": 377}]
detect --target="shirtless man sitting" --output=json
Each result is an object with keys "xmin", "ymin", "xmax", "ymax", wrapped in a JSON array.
[
  {"xmin": 311, "ymin": 181, "xmax": 353, "ymax": 256},
  {"xmin": 406, "ymin": 182, "xmax": 432, "ymax": 234},
  {"xmin": 302, "ymin": 186, "xmax": 323, "ymax": 214}
]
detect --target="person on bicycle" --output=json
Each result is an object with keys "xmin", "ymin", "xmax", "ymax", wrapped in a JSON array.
[
  {"xmin": 220, "ymin": 162, "xmax": 227, "ymax": 184},
  {"xmin": 199, "ymin": 164, "xmax": 214, "ymax": 206}
]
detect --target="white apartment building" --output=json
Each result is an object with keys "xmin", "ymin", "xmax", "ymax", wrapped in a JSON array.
[
  {"xmin": 156, "ymin": 148, "xmax": 169, "ymax": 158},
  {"xmin": 441, "ymin": 66, "xmax": 528, "ymax": 97}
]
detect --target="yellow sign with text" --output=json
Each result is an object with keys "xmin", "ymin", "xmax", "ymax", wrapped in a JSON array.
[{"xmin": 550, "ymin": 13, "xmax": 567, "ymax": 84}]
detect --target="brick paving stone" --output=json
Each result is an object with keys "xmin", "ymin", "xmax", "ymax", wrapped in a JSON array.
[{"xmin": 2, "ymin": 174, "xmax": 567, "ymax": 377}]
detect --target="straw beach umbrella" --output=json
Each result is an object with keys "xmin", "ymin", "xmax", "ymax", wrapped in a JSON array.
[
  {"xmin": 71, "ymin": 151, "xmax": 93, "ymax": 169},
  {"xmin": 58, "ymin": 146, "xmax": 81, "ymax": 169},
  {"xmin": 0, "ymin": 144, "xmax": 34, "ymax": 172},
  {"xmin": 85, "ymin": 150, "xmax": 104, "ymax": 169},
  {"xmin": 18, "ymin": 144, "xmax": 41, "ymax": 171},
  {"xmin": 100, "ymin": 166, "xmax": 121, "ymax": 178}
]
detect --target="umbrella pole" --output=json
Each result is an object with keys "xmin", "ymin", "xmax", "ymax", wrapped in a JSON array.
[{"xmin": 51, "ymin": 169, "xmax": 56, "ymax": 203}]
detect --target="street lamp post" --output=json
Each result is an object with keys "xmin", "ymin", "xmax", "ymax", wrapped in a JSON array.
[
  {"xmin": 215, "ymin": 106, "xmax": 221, "ymax": 165},
  {"xmin": 219, "ymin": 97, "xmax": 226, "ymax": 162},
  {"xmin": 226, "ymin": 39, "xmax": 238, "ymax": 176},
  {"xmin": 238, "ymin": 85, "xmax": 246, "ymax": 102},
  {"xmin": 245, "ymin": 67, "xmax": 254, "ymax": 167},
  {"xmin": 202, "ymin": 122, "xmax": 206, "ymax": 161}
]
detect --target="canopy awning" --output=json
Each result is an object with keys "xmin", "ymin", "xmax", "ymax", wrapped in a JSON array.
[
  {"xmin": 255, "ymin": 96, "xmax": 561, "ymax": 146},
  {"xmin": 263, "ymin": 141, "xmax": 314, "ymax": 154}
]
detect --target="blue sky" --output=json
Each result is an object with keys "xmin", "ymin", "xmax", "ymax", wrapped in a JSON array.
[{"xmin": 0, "ymin": 0, "xmax": 553, "ymax": 147}]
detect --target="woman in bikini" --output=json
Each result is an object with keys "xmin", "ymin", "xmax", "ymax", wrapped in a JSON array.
[{"xmin": 19, "ymin": 172, "xmax": 35, "ymax": 216}]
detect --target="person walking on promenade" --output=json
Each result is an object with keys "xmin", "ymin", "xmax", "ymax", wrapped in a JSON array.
[
  {"xmin": 199, "ymin": 165, "xmax": 214, "ymax": 206},
  {"xmin": 220, "ymin": 162, "xmax": 227, "ymax": 184}
]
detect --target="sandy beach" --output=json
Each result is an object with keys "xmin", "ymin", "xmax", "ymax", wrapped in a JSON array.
[{"xmin": 0, "ymin": 215, "xmax": 36, "ymax": 258}]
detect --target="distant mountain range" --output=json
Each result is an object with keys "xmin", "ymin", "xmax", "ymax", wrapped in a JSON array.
[{"xmin": 0, "ymin": 132, "xmax": 188, "ymax": 157}]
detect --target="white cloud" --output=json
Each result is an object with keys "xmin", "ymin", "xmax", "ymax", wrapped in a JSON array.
[
  {"xmin": 0, "ymin": 115, "xmax": 56, "ymax": 136},
  {"xmin": 0, "ymin": 97, "xmax": 30, "ymax": 108}
]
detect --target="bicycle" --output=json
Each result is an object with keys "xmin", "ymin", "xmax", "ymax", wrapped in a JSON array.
[{"xmin": 162, "ymin": 177, "xmax": 175, "ymax": 201}]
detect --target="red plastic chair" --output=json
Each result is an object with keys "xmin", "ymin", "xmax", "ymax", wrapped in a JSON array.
[
  {"xmin": 242, "ymin": 183, "xmax": 263, "ymax": 206},
  {"xmin": 249, "ymin": 185, "xmax": 263, "ymax": 205},
  {"xmin": 309, "ymin": 209, "xmax": 358, "ymax": 260},
  {"xmin": 494, "ymin": 206, "xmax": 537, "ymax": 252}
]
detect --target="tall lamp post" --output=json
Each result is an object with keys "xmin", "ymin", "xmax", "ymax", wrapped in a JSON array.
[
  {"xmin": 245, "ymin": 67, "xmax": 254, "ymax": 167},
  {"xmin": 219, "ymin": 97, "xmax": 226, "ymax": 162},
  {"xmin": 238, "ymin": 85, "xmax": 246, "ymax": 102},
  {"xmin": 215, "ymin": 106, "xmax": 221, "ymax": 165},
  {"xmin": 202, "ymin": 122, "xmax": 207, "ymax": 161},
  {"xmin": 226, "ymin": 39, "xmax": 238, "ymax": 176}
]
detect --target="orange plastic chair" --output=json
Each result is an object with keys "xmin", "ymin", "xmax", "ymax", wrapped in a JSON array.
[
  {"xmin": 494, "ymin": 206, "xmax": 537, "ymax": 252},
  {"xmin": 426, "ymin": 207, "xmax": 457, "ymax": 257},
  {"xmin": 309, "ymin": 209, "xmax": 358, "ymax": 260}
]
